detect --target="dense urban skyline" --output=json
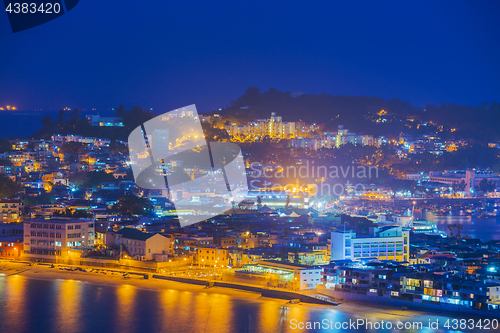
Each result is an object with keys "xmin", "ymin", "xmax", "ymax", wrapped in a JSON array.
[
  {"xmin": 2, "ymin": 2, "xmax": 500, "ymax": 331},
  {"xmin": 1, "ymin": 1, "xmax": 500, "ymax": 112}
]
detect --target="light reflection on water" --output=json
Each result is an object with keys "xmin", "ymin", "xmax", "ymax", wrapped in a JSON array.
[
  {"xmin": 417, "ymin": 210, "xmax": 500, "ymax": 241},
  {"xmin": 0, "ymin": 276, "xmax": 475, "ymax": 333},
  {"xmin": 116, "ymin": 284, "xmax": 136, "ymax": 333},
  {"xmin": 1, "ymin": 275, "xmax": 27, "ymax": 332}
]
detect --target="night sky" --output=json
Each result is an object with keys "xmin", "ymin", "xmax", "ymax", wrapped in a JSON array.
[{"xmin": 0, "ymin": 1, "xmax": 499, "ymax": 113}]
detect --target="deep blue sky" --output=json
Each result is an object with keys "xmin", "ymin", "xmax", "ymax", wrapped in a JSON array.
[{"xmin": 0, "ymin": 1, "xmax": 499, "ymax": 113}]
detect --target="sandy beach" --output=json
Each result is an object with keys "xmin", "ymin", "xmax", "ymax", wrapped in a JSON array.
[
  {"xmin": 0, "ymin": 260, "xmax": 461, "ymax": 324},
  {"xmin": 0, "ymin": 260, "xmax": 264, "ymax": 298}
]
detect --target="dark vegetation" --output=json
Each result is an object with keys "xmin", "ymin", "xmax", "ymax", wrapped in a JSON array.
[{"xmin": 215, "ymin": 87, "xmax": 500, "ymax": 143}]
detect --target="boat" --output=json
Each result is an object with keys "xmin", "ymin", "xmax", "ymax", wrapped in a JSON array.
[
  {"xmin": 408, "ymin": 220, "xmax": 447, "ymax": 238},
  {"xmin": 486, "ymin": 210, "xmax": 500, "ymax": 218}
]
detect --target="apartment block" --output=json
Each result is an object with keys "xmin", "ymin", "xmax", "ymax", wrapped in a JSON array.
[
  {"xmin": 331, "ymin": 226, "xmax": 409, "ymax": 262},
  {"xmin": 0, "ymin": 200, "xmax": 22, "ymax": 223},
  {"xmin": 23, "ymin": 217, "xmax": 95, "ymax": 256}
]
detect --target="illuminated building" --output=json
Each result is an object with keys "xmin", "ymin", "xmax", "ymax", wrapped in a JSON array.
[
  {"xmin": 0, "ymin": 151, "xmax": 25, "ymax": 166},
  {"xmin": 331, "ymin": 226, "xmax": 410, "ymax": 262},
  {"xmin": 9, "ymin": 139, "xmax": 29, "ymax": 150},
  {"xmin": 287, "ymin": 250, "xmax": 327, "ymax": 266},
  {"xmin": 86, "ymin": 114, "xmax": 124, "ymax": 127},
  {"xmin": 0, "ymin": 221, "xmax": 23, "ymax": 258},
  {"xmin": 240, "ymin": 260, "xmax": 323, "ymax": 290},
  {"xmin": 408, "ymin": 170, "xmax": 500, "ymax": 196},
  {"xmin": 23, "ymin": 217, "xmax": 95, "ymax": 256},
  {"xmin": 174, "ymin": 235, "xmax": 213, "ymax": 256},
  {"xmin": 198, "ymin": 246, "xmax": 230, "ymax": 266},
  {"xmin": 0, "ymin": 238, "xmax": 23, "ymax": 258},
  {"xmin": 106, "ymin": 228, "xmax": 171, "ymax": 261},
  {"xmin": 51, "ymin": 134, "xmax": 111, "ymax": 148},
  {"xmin": 291, "ymin": 125, "xmax": 375, "ymax": 150},
  {"xmin": 225, "ymin": 113, "xmax": 312, "ymax": 140},
  {"xmin": 0, "ymin": 199, "xmax": 22, "ymax": 223}
]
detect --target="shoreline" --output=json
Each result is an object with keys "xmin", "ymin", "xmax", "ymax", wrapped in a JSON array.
[
  {"xmin": 0, "ymin": 261, "xmax": 263, "ymax": 298},
  {"xmin": 0, "ymin": 260, "xmax": 471, "ymax": 322}
]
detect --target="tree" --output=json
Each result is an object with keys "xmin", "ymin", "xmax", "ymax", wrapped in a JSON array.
[
  {"xmin": 477, "ymin": 178, "xmax": 496, "ymax": 195},
  {"xmin": 452, "ymin": 180, "xmax": 466, "ymax": 192},
  {"xmin": 60, "ymin": 142, "xmax": 85, "ymax": 155},
  {"xmin": 69, "ymin": 171, "xmax": 116, "ymax": 189},
  {"xmin": 279, "ymin": 246, "xmax": 289, "ymax": 261},
  {"xmin": 201, "ymin": 122, "xmax": 230, "ymax": 142},
  {"xmin": 115, "ymin": 104, "xmax": 125, "ymax": 118},
  {"xmin": 256, "ymin": 196, "xmax": 262, "ymax": 209},
  {"xmin": 57, "ymin": 109, "xmax": 67, "ymax": 124},
  {"xmin": 54, "ymin": 208, "xmax": 91, "ymax": 218},
  {"xmin": 117, "ymin": 105, "xmax": 154, "ymax": 131},
  {"xmin": 0, "ymin": 139, "xmax": 12, "ymax": 153},
  {"xmin": 0, "ymin": 175, "xmax": 22, "ymax": 198},
  {"xmin": 0, "ymin": 159, "xmax": 13, "ymax": 167},
  {"xmin": 23, "ymin": 194, "xmax": 56, "ymax": 205},
  {"xmin": 447, "ymin": 224, "xmax": 470, "ymax": 240},
  {"xmin": 113, "ymin": 195, "xmax": 153, "ymax": 216},
  {"xmin": 109, "ymin": 140, "xmax": 128, "ymax": 155},
  {"xmin": 68, "ymin": 108, "xmax": 82, "ymax": 123},
  {"xmin": 292, "ymin": 248, "xmax": 300, "ymax": 264},
  {"xmin": 41, "ymin": 114, "xmax": 53, "ymax": 128},
  {"xmin": 87, "ymin": 171, "xmax": 117, "ymax": 188},
  {"xmin": 69, "ymin": 172, "xmax": 90, "ymax": 190}
]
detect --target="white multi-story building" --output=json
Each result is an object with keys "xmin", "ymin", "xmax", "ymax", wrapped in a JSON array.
[
  {"xmin": 51, "ymin": 134, "xmax": 111, "ymax": 149},
  {"xmin": 225, "ymin": 113, "xmax": 309, "ymax": 139},
  {"xmin": 331, "ymin": 226, "xmax": 409, "ymax": 262},
  {"xmin": 405, "ymin": 170, "xmax": 500, "ymax": 196},
  {"xmin": 23, "ymin": 217, "xmax": 95, "ymax": 256},
  {"xmin": 291, "ymin": 125, "xmax": 377, "ymax": 150}
]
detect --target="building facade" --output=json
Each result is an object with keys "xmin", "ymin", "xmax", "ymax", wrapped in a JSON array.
[
  {"xmin": 0, "ymin": 200, "xmax": 22, "ymax": 223},
  {"xmin": 106, "ymin": 228, "xmax": 171, "ymax": 261},
  {"xmin": 23, "ymin": 217, "xmax": 95, "ymax": 256},
  {"xmin": 331, "ymin": 226, "xmax": 410, "ymax": 262},
  {"xmin": 198, "ymin": 246, "xmax": 230, "ymax": 267}
]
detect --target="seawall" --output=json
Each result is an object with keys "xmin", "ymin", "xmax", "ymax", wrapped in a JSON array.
[
  {"xmin": 152, "ymin": 275, "xmax": 337, "ymax": 306},
  {"xmin": 318, "ymin": 288, "xmax": 500, "ymax": 318}
]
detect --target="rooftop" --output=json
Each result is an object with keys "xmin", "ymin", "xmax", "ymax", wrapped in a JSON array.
[
  {"xmin": 27, "ymin": 217, "xmax": 94, "ymax": 224},
  {"xmin": 116, "ymin": 228, "xmax": 161, "ymax": 241}
]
